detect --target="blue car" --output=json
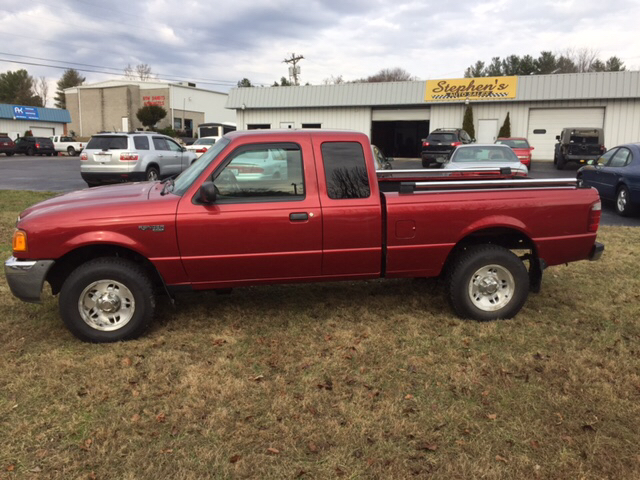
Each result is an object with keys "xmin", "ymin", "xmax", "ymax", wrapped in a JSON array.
[{"xmin": 577, "ymin": 143, "xmax": 640, "ymax": 216}]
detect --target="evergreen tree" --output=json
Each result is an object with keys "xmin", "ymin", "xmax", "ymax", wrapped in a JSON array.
[
  {"xmin": 462, "ymin": 105, "xmax": 475, "ymax": 140},
  {"xmin": 55, "ymin": 69, "xmax": 85, "ymax": 109},
  {"xmin": 0, "ymin": 69, "xmax": 42, "ymax": 106},
  {"xmin": 498, "ymin": 112, "xmax": 511, "ymax": 138}
]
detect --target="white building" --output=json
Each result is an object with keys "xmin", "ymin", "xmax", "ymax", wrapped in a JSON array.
[
  {"xmin": 65, "ymin": 80, "xmax": 236, "ymax": 137},
  {"xmin": 0, "ymin": 104, "xmax": 70, "ymax": 139},
  {"xmin": 226, "ymin": 71, "xmax": 640, "ymax": 160}
]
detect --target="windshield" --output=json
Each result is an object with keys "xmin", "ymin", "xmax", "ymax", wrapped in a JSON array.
[
  {"xmin": 451, "ymin": 146, "xmax": 518, "ymax": 163},
  {"xmin": 194, "ymin": 138, "xmax": 217, "ymax": 145},
  {"xmin": 496, "ymin": 139, "xmax": 529, "ymax": 148},
  {"xmin": 172, "ymin": 137, "xmax": 231, "ymax": 196}
]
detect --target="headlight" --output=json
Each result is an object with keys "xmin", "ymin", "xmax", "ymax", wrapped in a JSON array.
[{"xmin": 12, "ymin": 229, "xmax": 28, "ymax": 252}]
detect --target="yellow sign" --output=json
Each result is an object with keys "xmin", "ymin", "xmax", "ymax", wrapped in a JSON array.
[{"xmin": 425, "ymin": 76, "xmax": 518, "ymax": 102}]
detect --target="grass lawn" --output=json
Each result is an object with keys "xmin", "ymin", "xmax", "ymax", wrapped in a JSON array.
[{"xmin": 1, "ymin": 190, "xmax": 639, "ymax": 479}]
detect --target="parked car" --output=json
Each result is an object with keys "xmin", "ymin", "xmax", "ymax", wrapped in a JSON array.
[
  {"xmin": 14, "ymin": 136, "xmax": 56, "ymax": 156},
  {"xmin": 80, "ymin": 132, "xmax": 197, "ymax": 187},
  {"xmin": 421, "ymin": 128, "xmax": 474, "ymax": 168},
  {"xmin": 372, "ymin": 144, "xmax": 393, "ymax": 170},
  {"xmin": 443, "ymin": 144, "xmax": 528, "ymax": 176},
  {"xmin": 6, "ymin": 130, "xmax": 603, "ymax": 342},
  {"xmin": 50, "ymin": 135, "xmax": 85, "ymax": 156},
  {"xmin": 185, "ymin": 136, "xmax": 220, "ymax": 158},
  {"xmin": 554, "ymin": 127, "xmax": 605, "ymax": 170},
  {"xmin": 577, "ymin": 143, "xmax": 640, "ymax": 216},
  {"xmin": 0, "ymin": 134, "xmax": 16, "ymax": 156},
  {"xmin": 495, "ymin": 137, "xmax": 534, "ymax": 169}
]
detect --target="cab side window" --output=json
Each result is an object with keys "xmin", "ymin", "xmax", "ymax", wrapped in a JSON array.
[
  {"xmin": 213, "ymin": 144, "xmax": 304, "ymax": 202},
  {"xmin": 321, "ymin": 142, "xmax": 370, "ymax": 199},
  {"xmin": 167, "ymin": 139, "xmax": 183, "ymax": 152},
  {"xmin": 598, "ymin": 148, "xmax": 617, "ymax": 165},
  {"xmin": 134, "ymin": 136, "xmax": 150, "ymax": 150}
]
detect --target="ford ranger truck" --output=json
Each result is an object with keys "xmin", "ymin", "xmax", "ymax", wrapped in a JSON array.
[{"xmin": 5, "ymin": 130, "xmax": 604, "ymax": 342}]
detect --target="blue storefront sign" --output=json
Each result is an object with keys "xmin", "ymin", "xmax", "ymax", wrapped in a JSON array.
[{"xmin": 13, "ymin": 105, "xmax": 40, "ymax": 120}]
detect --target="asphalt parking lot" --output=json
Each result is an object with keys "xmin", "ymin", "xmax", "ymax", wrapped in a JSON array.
[{"xmin": 0, "ymin": 155, "xmax": 638, "ymax": 227}]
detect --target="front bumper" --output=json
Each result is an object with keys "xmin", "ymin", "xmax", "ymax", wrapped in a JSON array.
[
  {"xmin": 4, "ymin": 256, "xmax": 55, "ymax": 303},
  {"xmin": 589, "ymin": 242, "xmax": 605, "ymax": 261}
]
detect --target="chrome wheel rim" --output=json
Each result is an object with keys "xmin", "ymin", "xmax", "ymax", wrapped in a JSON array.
[
  {"xmin": 78, "ymin": 280, "xmax": 135, "ymax": 331},
  {"xmin": 468, "ymin": 264, "xmax": 515, "ymax": 312},
  {"xmin": 617, "ymin": 189, "xmax": 627, "ymax": 212},
  {"xmin": 147, "ymin": 170, "xmax": 158, "ymax": 181}
]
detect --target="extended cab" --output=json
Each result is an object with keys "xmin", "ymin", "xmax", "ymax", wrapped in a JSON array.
[
  {"xmin": 50, "ymin": 135, "xmax": 85, "ymax": 156},
  {"xmin": 5, "ymin": 130, "xmax": 604, "ymax": 342}
]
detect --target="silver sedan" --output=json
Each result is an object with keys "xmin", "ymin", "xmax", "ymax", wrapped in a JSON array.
[{"xmin": 443, "ymin": 144, "xmax": 529, "ymax": 176}]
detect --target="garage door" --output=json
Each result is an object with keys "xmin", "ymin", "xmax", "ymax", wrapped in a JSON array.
[
  {"xmin": 29, "ymin": 126, "xmax": 55, "ymax": 137},
  {"xmin": 527, "ymin": 108, "xmax": 604, "ymax": 160}
]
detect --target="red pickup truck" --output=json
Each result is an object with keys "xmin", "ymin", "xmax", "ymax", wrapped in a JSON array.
[{"xmin": 5, "ymin": 130, "xmax": 604, "ymax": 342}]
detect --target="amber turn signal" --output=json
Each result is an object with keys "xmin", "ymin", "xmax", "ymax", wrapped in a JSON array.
[{"xmin": 12, "ymin": 230, "xmax": 27, "ymax": 252}]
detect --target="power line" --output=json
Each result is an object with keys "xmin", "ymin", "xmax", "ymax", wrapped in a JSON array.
[{"xmin": 0, "ymin": 58, "xmax": 244, "ymax": 87}]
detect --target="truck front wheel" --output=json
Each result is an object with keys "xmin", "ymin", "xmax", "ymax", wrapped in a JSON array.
[
  {"xmin": 59, "ymin": 258, "xmax": 155, "ymax": 342},
  {"xmin": 448, "ymin": 245, "xmax": 529, "ymax": 321}
]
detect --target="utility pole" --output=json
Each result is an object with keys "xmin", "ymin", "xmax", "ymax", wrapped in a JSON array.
[{"xmin": 283, "ymin": 53, "xmax": 304, "ymax": 85}]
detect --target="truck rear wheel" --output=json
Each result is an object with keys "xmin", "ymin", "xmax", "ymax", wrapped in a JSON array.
[
  {"xmin": 67, "ymin": 146, "xmax": 77, "ymax": 156},
  {"xmin": 59, "ymin": 258, "xmax": 155, "ymax": 342},
  {"xmin": 447, "ymin": 245, "xmax": 529, "ymax": 321}
]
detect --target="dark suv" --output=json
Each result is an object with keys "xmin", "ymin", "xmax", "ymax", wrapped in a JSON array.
[
  {"xmin": 0, "ymin": 134, "xmax": 16, "ymax": 156},
  {"xmin": 14, "ymin": 136, "xmax": 56, "ymax": 156},
  {"xmin": 554, "ymin": 128, "xmax": 605, "ymax": 170},
  {"xmin": 421, "ymin": 128, "xmax": 473, "ymax": 168}
]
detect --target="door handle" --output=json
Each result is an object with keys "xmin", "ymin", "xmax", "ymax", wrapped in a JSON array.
[{"xmin": 289, "ymin": 212, "xmax": 309, "ymax": 221}]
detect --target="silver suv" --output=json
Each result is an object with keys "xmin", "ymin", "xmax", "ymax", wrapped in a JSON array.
[{"xmin": 80, "ymin": 132, "xmax": 197, "ymax": 187}]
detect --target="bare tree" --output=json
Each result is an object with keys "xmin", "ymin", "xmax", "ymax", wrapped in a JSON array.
[
  {"xmin": 34, "ymin": 76, "xmax": 49, "ymax": 107},
  {"xmin": 572, "ymin": 47, "xmax": 600, "ymax": 73},
  {"xmin": 124, "ymin": 63, "xmax": 154, "ymax": 81},
  {"xmin": 364, "ymin": 67, "xmax": 416, "ymax": 82},
  {"xmin": 322, "ymin": 75, "xmax": 345, "ymax": 85}
]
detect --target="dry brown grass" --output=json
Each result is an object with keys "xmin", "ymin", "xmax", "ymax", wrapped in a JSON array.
[{"xmin": 1, "ymin": 190, "xmax": 639, "ymax": 479}]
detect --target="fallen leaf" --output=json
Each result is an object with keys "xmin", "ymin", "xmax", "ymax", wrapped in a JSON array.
[
  {"xmin": 530, "ymin": 440, "xmax": 540, "ymax": 449},
  {"xmin": 295, "ymin": 470, "xmax": 306, "ymax": 478},
  {"xmin": 6, "ymin": 465, "xmax": 15, "ymax": 472},
  {"xmin": 212, "ymin": 338, "xmax": 227, "ymax": 347},
  {"xmin": 308, "ymin": 442, "xmax": 319, "ymax": 453},
  {"xmin": 582, "ymin": 424, "xmax": 596, "ymax": 432},
  {"xmin": 481, "ymin": 390, "xmax": 489, "ymax": 397},
  {"xmin": 267, "ymin": 447, "xmax": 280, "ymax": 455},
  {"xmin": 88, "ymin": 472, "xmax": 97, "ymax": 479},
  {"xmin": 417, "ymin": 443, "xmax": 438, "ymax": 451},
  {"xmin": 405, "ymin": 394, "xmax": 414, "ymax": 400},
  {"xmin": 160, "ymin": 449, "xmax": 173, "ymax": 454},
  {"xmin": 131, "ymin": 414, "xmax": 140, "ymax": 422},
  {"xmin": 132, "ymin": 390, "xmax": 140, "ymax": 397},
  {"xmin": 487, "ymin": 414, "xmax": 497, "ymax": 420},
  {"xmin": 121, "ymin": 357, "xmax": 132, "ymax": 367},
  {"xmin": 495, "ymin": 455, "xmax": 508, "ymax": 463},
  {"xmin": 30, "ymin": 466, "xmax": 42, "ymax": 473},
  {"xmin": 229, "ymin": 455, "xmax": 241, "ymax": 463},
  {"xmin": 251, "ymin": 375, "xmax": 264, "ymax": 382},
  {"xmin": 156, "ymin": 412, "xmax": 166, "ymax": 423},
  {"xmin": 84, "ymin": 438, "xmax": 93, "ymax": 448}
]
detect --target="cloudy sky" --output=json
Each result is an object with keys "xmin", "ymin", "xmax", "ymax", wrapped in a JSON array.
[{"xmin": 1, "ymin": 0, "xmax": 639, "ymax": 105}]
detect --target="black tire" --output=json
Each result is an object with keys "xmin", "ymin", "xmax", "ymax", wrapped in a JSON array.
[
  {"xmin": 46, "ymin": 153, "xmax": 53, "ymax": 157},
  {"xmin": 6, "ymin": 152, "xmax": 14, "ymax": 156},
  {"xmin": 67, "ymin": 146, "xmax": 77, "ymax": 156},
  {"xmin": 447, "ymin": 245, "xmax": 529, "ymax": 321},
  {"xmin": 27, "ymin": 147, "xmax": 34, "ymax": 156},
  {"xmin": 146, "ymin": 166, "xmax": 159, "ymax": 181},
  {"xmin": 615, "ymin": 185, "xmax": 636, "ymax": 217},
  {"xmin": 59, "ymin": 258, "xmax": 155, "ymax": 342},
  {"xmin": 556, "ymin": 154, "xmax": 566, "ymax": 170}
]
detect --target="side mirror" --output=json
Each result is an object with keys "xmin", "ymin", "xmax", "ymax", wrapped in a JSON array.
[
  {"xmin": 199, "ymin": 181, "xmax": 218, "ymax": 204},
  {"xmin": 386, "ymin": 156, "xmax": 394, "ymax": 162},
  {"xmin": 555, "ymin": 135, "xmax": 560, "ymax": 141},
  {"xmin": 530, "ymin": 147, "xmax": 535, "ymax": 151}
]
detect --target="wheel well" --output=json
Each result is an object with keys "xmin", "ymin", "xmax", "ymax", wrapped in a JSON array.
[
  {"xmin": 442, "ymin": 227, "xmax": 540, "ymax": 289},
  {"xmin": 146, "ymin": 163, "xmax": 160, "ymax": 173},
  {"xmin": 46, "ymin": 245, "xmax": 164, "ymax": 295}
]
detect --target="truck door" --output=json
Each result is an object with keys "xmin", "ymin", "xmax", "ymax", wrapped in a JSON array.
[
  {"xmin": 176, "ymin": 141, "xmax": 322, "ymax": 286},
  {"xmin": 313, "ymin": 137, "xmax": 383, "ymax": 278}
]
